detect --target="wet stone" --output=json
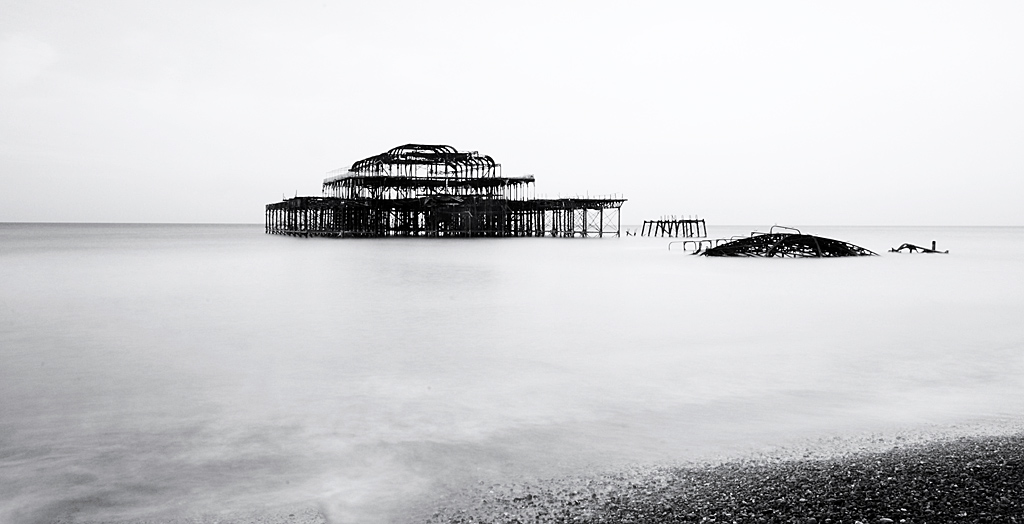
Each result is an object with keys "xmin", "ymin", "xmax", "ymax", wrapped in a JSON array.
[{"xmin": 418, "ymin": 434, "xmax": 1024, "ymax": 524}]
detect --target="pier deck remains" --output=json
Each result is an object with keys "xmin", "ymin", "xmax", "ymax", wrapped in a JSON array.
[
  {"xmin": 266, "ymin": 144, "xmax": 625, "ymax": 238},
  {"xmin": 641, "ymin": 217, "xmax": 706, "ymax": 237}
]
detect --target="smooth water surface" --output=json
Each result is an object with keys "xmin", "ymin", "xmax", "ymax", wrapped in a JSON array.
[{"xmin": 2, "ymin": 224, "xmax": 1023, "ymax": 523}]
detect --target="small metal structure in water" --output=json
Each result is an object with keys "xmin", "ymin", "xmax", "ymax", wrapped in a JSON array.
[
  {"xmin": 698, "ymin": 226, "xmax": 877, "ymax": 257},
  {"xmin": 640, "ymin": 216, "xmax": 706, "ymax": 238},
  {"xmin": 890, "ymin": 242, "xmax": 948, "ymax": 254}
]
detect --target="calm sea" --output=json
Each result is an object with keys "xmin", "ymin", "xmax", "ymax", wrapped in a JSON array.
[{"xmin": 2, "ymin": 224, "xmax": 1023, "ymax": 523}]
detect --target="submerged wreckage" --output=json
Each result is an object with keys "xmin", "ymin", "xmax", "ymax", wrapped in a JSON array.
[
  {"xmin": 700, "ymin": 226, "xmax": 877, "ymax": 257},
  {"xmin": 890, "ymin": 242, "xmax": 948, "ymax": 254}
]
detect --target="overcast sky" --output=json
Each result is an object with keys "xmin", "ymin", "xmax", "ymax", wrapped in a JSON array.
[{"xmin": 2, "ymin": 1, "xmax": 1023, "ymax": 225}]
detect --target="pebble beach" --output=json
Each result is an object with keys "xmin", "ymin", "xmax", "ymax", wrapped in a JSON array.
[
  {"xmin": 417, "ymin": 432, "xmax": 1024, "ymax": 524},
  {"xmin": 48, "ymin": 430, "xmax": 1024, "ymax": 524}
]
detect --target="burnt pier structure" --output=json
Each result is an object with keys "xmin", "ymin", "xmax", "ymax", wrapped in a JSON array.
[
  {"xmin": 640, "ymin": 217, "xmax": 707, "ymax": 238},
  {"xmin": 266, "ymin": 144, "xmax": 625, "ymax": 238}
]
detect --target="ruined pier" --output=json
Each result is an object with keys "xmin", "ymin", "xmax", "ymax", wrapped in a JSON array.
[
  {"xmin": 640, "ymin": 217, "xmax": 706, "ymax": 238},
  {"xmin": 266, "ymin": 144, "xmax": 625, "ymax": 238}
]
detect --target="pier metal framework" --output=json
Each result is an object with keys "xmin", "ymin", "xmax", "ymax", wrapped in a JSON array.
[
  {"xmin": 266, "ymin": 144, "xmax": 625, "ymax": 238},
  {"xmin": 641, "ymin": 217, "xmax": 707, "ymax": 238}
]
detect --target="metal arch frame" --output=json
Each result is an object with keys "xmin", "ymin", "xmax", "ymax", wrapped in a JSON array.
[{"xmin": 349, "ymin": 144, "xmax": 499, "ymax": 178}]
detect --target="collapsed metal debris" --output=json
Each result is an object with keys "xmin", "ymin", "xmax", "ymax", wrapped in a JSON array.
[
  {"xmin": 699, "ymin": 226, "xmax": 877, "ymax": 257},
  {"xmin": 890, "ymin": 242, "xmax": 948, "ymax": 254}
]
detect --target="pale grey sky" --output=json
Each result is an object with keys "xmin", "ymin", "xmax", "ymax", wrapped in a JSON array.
[{"xmin": 2, "ymin": 1, "xmax": 1022, "ymax": 225}]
